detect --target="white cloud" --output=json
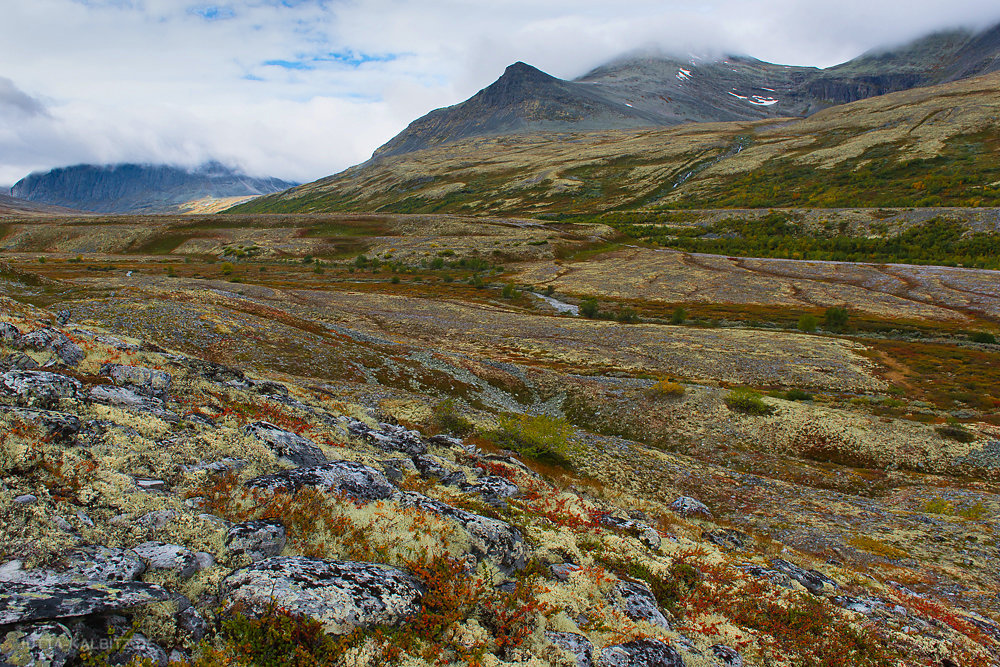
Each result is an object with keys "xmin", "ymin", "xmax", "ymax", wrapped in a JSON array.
[{"xmin": 0, "ymin": 0, "xmax": 998, "ymax": 185}]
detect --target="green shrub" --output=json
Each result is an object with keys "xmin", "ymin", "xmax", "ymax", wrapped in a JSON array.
[
  {"xmin": 797, "ymin": 314, "xmax": 818, "ymax": 332},
  {"xmin": 824, "ymin": 307, "xmax": 849, "ymax": 331},
  {"xmin": 725, "ymin": 388, "xmax": 775, "ymax": 416},
  {"xmin": 391, "ymin": 275, "xmax": 401, "ymax": 284},
  {"xmin": 935, "ymin": 425, "xmax": 975, "ymax": 443},
  {"xmin": 615, "ymin": 307, "xmax": 639, "ymax": 323},
  {"xmin": 784, "ymin": 388, "xmax": 813, "ymax": 401},
  {"xmin": 971, "ymin": 331, "xmax": 997, "ymax": 344},
  {"xmin": 670, "ymin": 307, "xmax": 687, "ymax": 325},
  {"xmin": 433, "ymin": 399, "xmax": 474, "ymax": 436},
  {"xmin": 501, "ymin": 282, "xmax": 519, "ymax": 299},
  {"xmin": 494, "ymin": 413, "xmax": 576, "ymax": 465},
  {"xmin": 580, "ymin": 299, "xmax": 599, "ymax": 318},
  {"xmin": 220, "ymin": 262, "xmax": 234, "ymax": 276}
]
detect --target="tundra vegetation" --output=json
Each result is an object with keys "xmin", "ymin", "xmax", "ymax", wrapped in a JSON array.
[{"xmin": 0, "ymin": 209, "xmax": 998, "ymax": 667}]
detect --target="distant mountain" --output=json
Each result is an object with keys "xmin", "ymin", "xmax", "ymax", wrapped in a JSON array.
[
  {"xmin": 372, "ymin": 22, "xmax": 1000, "ymax": 159},
  {"xmin": 12, "ymin": 162, "xmax": 298, "ymax": 214}
]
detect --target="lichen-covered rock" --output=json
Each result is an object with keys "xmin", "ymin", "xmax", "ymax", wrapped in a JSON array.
[
  {"xmin": 0, "ymin": 371, "xmax": 81, "ymax": 409},
  {"xmin": 244, "ymin": 460, "xmax": 395, "ymax": 501},
  {"xmin": 220, "ymin": 557, "xmax": 424, "ymax": 635},
  {"xmin": 1, "ymin": 352, "xmax": 40, "ymax": 371},
  {"xmin": 547, "ymin": 631, "xmax": 594, "ymax": 667},
  {"xmin": 669, "ymin": 496, "xmax": 712, "ymax": 519},
  {"xmin": 770, "ymin": 558, "xmax": 838, "ymax": 595},
  {"xmin": 343, "ymin": 418, "xmax": 428, "ymax": 456},
  {"xmin": 60, "ymin": 546, "xmax": 146, "ymax": 582},
  {"xmin": 245, "ymin": 421, "xmax": 328, "ymax": 467},
  {"xmin": 0, "ymin": 622, "xmax": 75, "ymax": 667},
  {"xmin": 412, "ymin": 454, "xmax": 449, "ymax": 480},
  {"xmin": 702, "ymin": 529, "xmax": 746, "ymax": 552},
  {"xmin": 16, "ymin": 329, "xmax": 83, "ymax": 367},
  {"xmin": 379, "ymin": 457, "xmax": 418, "ymax": 483},
  {"xmin": 461, "ymin": 476, "xmax": 520, "ymax": 505},
  {"xmin": 0, "ymin": 406, "xmax": 80, "ymax": 441},
  {"xmin": 601, "ymin": 515, "xmax": 661, "ymax": 550},
  {"xmin": 0, "ymin": 581, "xmax": 169, "ymax": 625},
  {"xmin": 17, "ymin": 328, "xmax": 85, "ymax": 367},
  {"xmin": 612, "ymin": 580, "xmax": 671, "ymax": 629},
  {"xmin": 711, "ymin": 644, "xmax": 744, "ymax": 666},
  {"xmin": 226, "ymin": 520, "xmax": 287, "ymax": 562},
  {"xmin": 108, "ymin": 632, "xmax": 168, "ymax": 667},
  {"xmin": 99, "ymin": 364, "xmax": 172, "ymax": 400},
  {"xmin": 88, "ymin": 386, "xmax": 179, "ymax": 423},
  {"xmin": 131, "ymin": 543, "xmax": 198, "ymax": 579},
  {"xmin": 596, "ymin": 639, "xmax": 685, "ymax": 667},
  {"xmin": 0, "ymin": 322, "xmax": 21, "ymax": 342},
  {"xmin": 399, "ymin": 492, "xmax": 530, "ymax": 574}
]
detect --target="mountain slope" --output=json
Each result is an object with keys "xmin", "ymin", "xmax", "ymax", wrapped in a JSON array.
[
  {"xmin": 369, "ymin": 22, "xmax": 1000, "ymax": 159},
  {"xmin": 12, "ymin": 162, "xmax": 297, "ymax": 214},
  {"xmin": 0, "ymin": 192, "xmax": 80, "ymax": 216},
  {"xmin": 230, "ymin": 71, "xmax": 1000, "ymax": 216},
  {"xmin": 373, "ymin": 62, "xmax": 665, "ymax": 158}
]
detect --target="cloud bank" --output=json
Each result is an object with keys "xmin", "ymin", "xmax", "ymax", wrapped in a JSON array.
[{"xmin": 1, "ymin": 0, "xmax": 998, "ymax": 185}]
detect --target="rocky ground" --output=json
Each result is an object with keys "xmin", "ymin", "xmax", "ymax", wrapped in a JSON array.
[{"xmin": 1, "ymin": 213, "xmax": 999, "ymax": 666}]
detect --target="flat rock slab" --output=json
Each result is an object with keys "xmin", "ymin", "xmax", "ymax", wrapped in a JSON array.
[
  {"xmin": 245, "ymin": 421, "xmax": 328, "ymax": 467},
  {"xmin": 596, "ymin": 639, "xmax": 685, "ymax": 667},
  {"xmin": 0, "ymin": 581, "xmax": 169, "ymax": 625},
  {"xmin": 244, "ymin": 460, "xmax": 395, "ymax": 500},
  {"xmin": 601, "ymin": 515, "xmax": 661, "ymax": 550},
  {"xmin": 100, "ymin": 364, "xmax": 172, "ymax": 400},
  {"xmin": 342, "ymin": 418, "xmax": 427, "ymax": 456},
  {"xmin": 88, "ymin": 385, "xmax": 179, "ymax": 423},
  {"xmin": 399, "ymin": 492, "xmax": 530, "ymax": 574},
  {"xmin": 17, "ymin": 328, "xmax": 84, "ymax": 366},
  {"xmin": 0, "ymin": 406, "xmax": 80, "ymax": 441},
  {"xmin": 220, "ymin": 557, "xmax": 424, "ymax": 635},
  {"xmin": 226, "ymin": 520, "xmax": 287, "ymax": 561}
]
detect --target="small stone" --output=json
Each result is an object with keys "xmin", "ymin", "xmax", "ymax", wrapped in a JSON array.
[
  {"xmin": 131, "ymin": 542, "xmax": 198, "ymax": 579},
  {"xmin": 137, "ymin": 510, "xmax": 176, "ymax": 531},
  {"xmin": 135, "ymin": 479, "xmax": 168, "ymax": 491},
  {"xmin": 712, "ymin": 644, "xmax": 744, "ymax": 666},
  {"xmin": 14, "ymin": 494, "xmax": 37, "ymax": 505},
  {"xmin": 669, "ymin": 496, "xmax": 712, "ymax": 519},
  {"xmin": 193, "ymin": 552, "xmax": 215, "ymax": 572},
  {"xmin": 226, "ymin": 520, "xmax": 287, "ymax": 562},
  {"xmin": 549, "ymin": 563, "xmax": 582, "ymax": 581}
]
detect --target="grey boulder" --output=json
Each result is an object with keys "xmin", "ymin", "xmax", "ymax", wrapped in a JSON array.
[
  {"xmin": 131, "ymin": 542, "xmax": 199, "ymax": 579},
  {"xmin": 0, "ymin": 371, "xmax": 81, "ymax": 409},
  {"xmin": 547, "ymin": 631, "xmax": 594, "ymax": 667},
  {"xmin": 669, "ymin": 496, "xmax": 712, "ymax": 519},
  {"xmin": 596, "ymin": 639, "xmax": 685, "ymax": 667},
  {"xmin": 461, "ymin": 476, "xmax": 520, "ymax": 505},
  {"xmin": 226, "ymin": 520, "xmax": 287, "ymax": 561},
  {"xmin": 17, "ymin": 328, "xmax": 84, "ymax": 366},
  {"xmin": 612, "ymin": 580, "xmax": 671, "ymax": 629},
  {"xmin": 601, "ymin": 515, "xmax": 661, "ymax": 550},
  {"xmin": 99, "ymin": 363, "xmax": 172, "ymax": 400},
  {"xmin": 343, "ymin": 418, "xmax": 427, "ymax": 456},
  {"xmin": 220, "ymin": 557, "xmax": 424, "ymax": 635},
  {"xmin": 399, "ymin": 492, "xmax": 530, "ymax": 574},
  {"xmin": 245, "ymin": 421, "xmax": 328, "ymax": 467},
  {"xmin": 244, "ymin": 460, "xmax": 395, "ymax": 501},
  {"xmin": 770, "ymin": 558, "xmax": 838, "ymax": 595},
  {"xmin": 712, "ymin": 644, "xmax": 744, "ymax": 666}
]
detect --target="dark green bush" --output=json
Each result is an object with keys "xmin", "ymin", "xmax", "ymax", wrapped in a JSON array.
[{"xmin": 725, "ymin": 388, "xmax": 775, "ymax": 416}]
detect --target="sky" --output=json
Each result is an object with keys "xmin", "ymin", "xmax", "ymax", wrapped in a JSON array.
[{"xmin": 1, "ymin": 0, "xmax": 998, "ymax": 188}]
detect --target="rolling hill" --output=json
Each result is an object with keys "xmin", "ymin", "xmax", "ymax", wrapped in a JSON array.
[{"xmin": 230, "ymin": 70, "xmax": 1000, "ymax": 216}]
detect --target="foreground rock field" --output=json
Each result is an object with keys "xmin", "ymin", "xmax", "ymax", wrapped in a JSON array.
[{"xmin": 1, "ymin": 212, "xmax": 999, "ymax": 666}]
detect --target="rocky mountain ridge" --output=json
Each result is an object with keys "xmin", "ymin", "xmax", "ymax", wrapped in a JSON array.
[{"xmin": 372, "ymin": 21, "xmax": 1000, "ymax": 159}]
